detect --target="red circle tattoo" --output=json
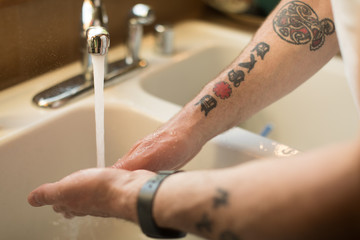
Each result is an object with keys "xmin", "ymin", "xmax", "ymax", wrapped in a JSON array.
[{"xmin": 213, "ymin": 81, "xmax": 232, "ymax": 100}]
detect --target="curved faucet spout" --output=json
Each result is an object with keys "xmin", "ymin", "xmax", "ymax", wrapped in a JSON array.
[{"xmin": 86, "ymin": 26, "xmax": 110, "ymax": 56}]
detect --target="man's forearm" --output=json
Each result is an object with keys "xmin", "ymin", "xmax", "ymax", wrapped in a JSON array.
[
  {"xmin": 180, "ymin": 0, "xmax": 339, "ymax": 143},
  {"xmin": 153, "ymin": 139, "xmax": 360, "ymax": 240},
  {"xmin": 113, "ymin": 0, "xmax": 340, "ymax": 171}
]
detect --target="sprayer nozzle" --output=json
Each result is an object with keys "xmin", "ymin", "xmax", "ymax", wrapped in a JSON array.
[
  {"xmin": 86, "ymin": 26, "xmax": 110, "ymax": 55},
  {"xmin": 130, "ymin": 4, "xmax": 155, "ymax": 25}
]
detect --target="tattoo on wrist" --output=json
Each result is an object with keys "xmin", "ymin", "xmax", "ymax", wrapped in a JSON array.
[
  {"xmin": 196, "ymin": 42, "xmax": 270, "ymax": 117},
  {"xmin": 213, "ymin": 188, "xmax": 229, "ymax": 209},
  {"xmin": 273, "ymin": 1, "xmax": 335, "ymax": 51},
  {"xmin": 219, "ymin": 230, "xmax": 242, "ymax": 240},
  {"xmin": 194, "ymin": 188, "xmax": 234, "ymax": 238},
  {"xmin": 196, "ymin": 213, "xmax": 213, "ymax": 233}
]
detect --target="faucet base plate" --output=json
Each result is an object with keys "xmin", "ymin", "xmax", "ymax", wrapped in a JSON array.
[{"xmin": 32, "ymin": 58, "xmax": 148, "ymax": 108}]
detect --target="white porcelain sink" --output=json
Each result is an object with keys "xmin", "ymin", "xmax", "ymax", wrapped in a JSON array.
[
  {"xmin": 0, "ymin": 20, "xmax": 323, "ymax": 239},
  {"xmin": 141, "ymin": 46, "xmax": 240, "ymax": 106},
  {"xmin": 0, "ymin": 98, "xmax": 298, "ymax": 239}
]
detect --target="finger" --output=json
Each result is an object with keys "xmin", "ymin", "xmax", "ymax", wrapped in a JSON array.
[
  {"xmin": 53, "ymin": 205, "xmax": 66, "ymax": 213},
  {"xmin": 63, "ymin": 211, "xmax": 75, "ymax": 219},
  {"xmin": 28, "ymin": 182, "xmax": 61, "ymax": 207},
  {"xmin": 112, "ymin": 157, "xmax": 140, "ymax": 170},
  {"xmin": 63, "ymin": 210, "xmax": 88, "ymax": 219},
  {"xmin": 111, "ymin": 159, "xmax": 126, "ymax": 169}
]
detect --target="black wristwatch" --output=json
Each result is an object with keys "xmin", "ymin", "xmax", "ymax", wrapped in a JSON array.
[{"xmin": 137, "ymin": 170, "xmax": 187, "ymax": 239}]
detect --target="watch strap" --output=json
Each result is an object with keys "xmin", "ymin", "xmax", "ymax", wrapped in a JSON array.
[{"xmin": 137, "ymin": 170, "xmax": 186, "ymax": 239}]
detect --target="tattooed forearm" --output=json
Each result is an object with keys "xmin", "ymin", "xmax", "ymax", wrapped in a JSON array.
[
  {"xmin": 273, "ymin": 1, "xmax": 335, "ymax": 51},
  {"xmin": 195, "ymin": 41, "xmax": 270, "ymax": 117}
]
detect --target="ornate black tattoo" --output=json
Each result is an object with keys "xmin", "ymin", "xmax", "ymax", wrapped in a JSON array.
[
  {"xmin": 273, "ymin": 1, "xmax": 335, "ymax": 51},
  {"xmin": 213, "ymin": 188, "xmax": 229, "ymax": 209},
  {"xmin": 195, "ymin": 95, "xmax": 217, "ymax": 117},
  {"xmin": 239, "ymin": 54, "xmax": 257, "ymax": 73},
  {"xmin": 228, "ymin": 69, "xmax": 245, "ymax": 87},
  {"xmin": 251, "ymin": 42, "xmax": 270, "ymax": 60},
  {"xmin": 196, "ymin": 213, "xmax": 213, "ymax": 233},
  {"xmin": 219, "ymin": 230, "xmax": 242, "ymax": 240}
]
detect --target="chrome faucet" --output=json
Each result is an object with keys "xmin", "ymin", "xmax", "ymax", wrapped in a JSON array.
[
  {"xmin": 86, "ymin": 26, "xmax": 110, "ymax": 56},
  {"xmin": 33, "ymin": 2, "xmax": 154, "ymax": 108},
  {"xmin": 82, "ymin": 0, "xmax": 108, "ymax": 81}
]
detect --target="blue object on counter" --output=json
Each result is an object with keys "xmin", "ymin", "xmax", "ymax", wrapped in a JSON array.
[{"xmin": 260, "ymin": 124, "xmax": 273, "ymax": 137}]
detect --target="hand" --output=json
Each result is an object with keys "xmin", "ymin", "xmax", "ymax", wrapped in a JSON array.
[
  {"xmin": 112, "ymin": 125, "xmax": 203, "ymax": 171},
  {"xmin": 27, "ymin": 168, "xmax": 155, "ymax": 222}
]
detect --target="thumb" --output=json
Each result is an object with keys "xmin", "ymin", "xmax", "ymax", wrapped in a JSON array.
[
  {"xmin": 111, "ymin": 158, "xmax": 137, "ymax": 170},
  {"xmin": 111, "ymin": 159, "xmax": 127, "ymax": 169}
]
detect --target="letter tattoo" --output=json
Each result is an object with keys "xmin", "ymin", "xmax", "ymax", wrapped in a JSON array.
[
  {"xmin": 251, "ymin": 42, "xmax": 270, "ymax": 60},
  {"xmin": 228, "ymin": 69, "xmax": 245, "ymax": 87},
  {"xmin": 273, "ymin": 1, "xmax": 335, "ymax": 51},
  {"xmin": 239, "ymin": 54, "xmax": 257, "ymax": 73},
  {"xmin": 195, "ymin": 95, "xmax": 217, "ymax": 117},
  {"xmin": 213, "ymin": 188, "xmax": 229, "ymax": 209}
]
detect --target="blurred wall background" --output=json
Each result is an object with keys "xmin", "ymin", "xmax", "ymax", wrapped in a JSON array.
[{"xmin": 0, "ymin": 0, "xmax": 205, "ymax": 90}]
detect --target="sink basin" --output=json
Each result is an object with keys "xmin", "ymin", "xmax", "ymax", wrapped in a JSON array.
[
  {"xmin": 0, "ymin": 20, "xmax": 300, "ymax": 239},
  {"xmin": 0, "ymin": 102, "xmax": 294, "ymax": 239},
  {"xmin": 141, "ymin": 46, "xmax": 241, "ymax": 106}
]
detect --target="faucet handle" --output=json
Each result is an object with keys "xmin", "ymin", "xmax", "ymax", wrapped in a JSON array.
[
  {"xmin": 129, "ymin": 3, "xmax": 155, "ymax": 25},
  {"xmin": 126, "ymin": 4, "xmax": 155, "ymax": 64},
  {"xmin": 86, "ymin": 26, "xmax": 110, "ymax": 55},
  {"xmin": 154, "ymin": 24, "xmax": 174, "ymax": 55},
  {"xmin": 82, "ymin": 0, "xmax": 108, "ymax": 31}
]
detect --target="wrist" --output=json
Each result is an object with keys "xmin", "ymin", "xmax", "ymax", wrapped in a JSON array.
[
  {"xmin": 137, "ymin": 171, "xmax": 186, "ymax": 238},
  {"xmin": 167, "ymin": 104, "xmax": 211, "ymax": 147},
  {"xmin": 111, "ymin": 170, "xmax": 156, "ymax": 223}
]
